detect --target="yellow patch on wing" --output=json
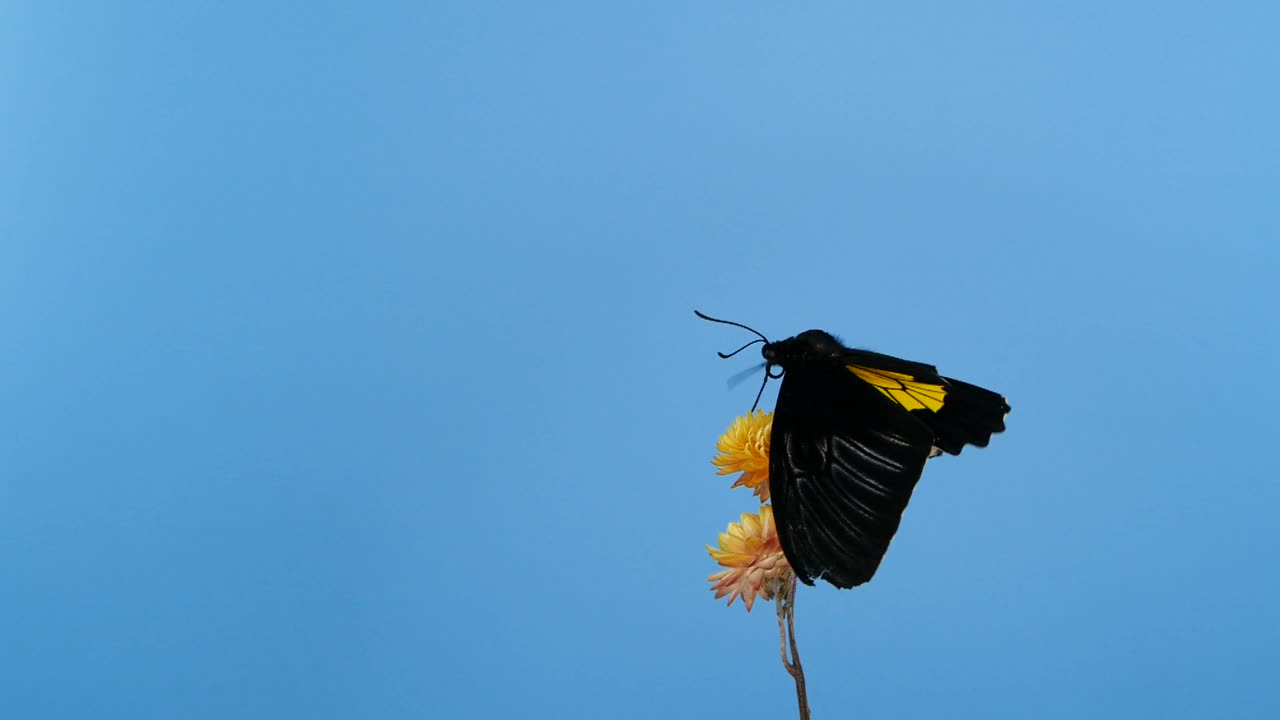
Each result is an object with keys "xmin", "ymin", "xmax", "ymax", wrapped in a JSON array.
[{"xmin": 847, "ymin": 365, "xmax": 947, "ymax": 412}]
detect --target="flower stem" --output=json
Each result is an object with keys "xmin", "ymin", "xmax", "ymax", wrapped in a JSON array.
[{"xmin": 775, "ymin": 575, "xmax": 810, "ymax": 720}]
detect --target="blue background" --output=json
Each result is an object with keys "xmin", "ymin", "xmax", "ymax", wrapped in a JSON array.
[{"xmin": 3, "ymin": 3, "xmax": 1278, "ymax": 718}]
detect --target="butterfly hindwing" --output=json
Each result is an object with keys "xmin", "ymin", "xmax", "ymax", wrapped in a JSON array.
[
  {"xmin": 842, "ymin": 349, "xmax": 1011, "ymax": 456},
  {"xmin": 770, "ymin": 358, "xmax": 935, "ymax": 588},
  {"xmin": 922, "ymin": 377, "xmax": 1010, "ymax": 454}
]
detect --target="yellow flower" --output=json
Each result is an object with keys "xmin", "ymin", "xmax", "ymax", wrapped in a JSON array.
[
  {"xmin": 712, "ymin": 410, "xmax": 772, "ymax": 502},
  {"xmin": 707, "ymin": 505, "xmax": 793, "ymax": 611}
]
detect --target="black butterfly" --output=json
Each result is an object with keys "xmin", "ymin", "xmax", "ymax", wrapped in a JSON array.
[{"xmin": 698, "ymin": 311, "xmax": 1010, "ymax": 589}]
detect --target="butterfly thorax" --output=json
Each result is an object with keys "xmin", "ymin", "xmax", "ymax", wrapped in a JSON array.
[{"xmin": 762, "ymin": 330, "xmax": 843, "ymax": 372}]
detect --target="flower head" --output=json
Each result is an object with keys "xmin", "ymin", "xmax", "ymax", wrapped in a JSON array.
[
  {"xmin": 711, "ymin": 410, "xmax": 772, "ymax": 502},
  {"xmin": 707, "ymin": 505, "xmax": 793, "ymax": 611}
]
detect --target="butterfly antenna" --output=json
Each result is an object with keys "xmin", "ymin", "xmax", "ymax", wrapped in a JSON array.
[
  {"xmin": 694, "ymin": 310, "xmax": 769, "ymax": 344},
  {"xmin": 717, "ymin": 338, "xmax": 763, "ymax": 359},
  {"xmin": 696, "ymin": 310, "xmax": 776, "ymax": 411}
]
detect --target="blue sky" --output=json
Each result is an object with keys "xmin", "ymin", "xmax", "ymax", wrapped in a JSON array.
[{"xmin": 3, "ymin": 2, "xmax": 1278, "ymax": 718}]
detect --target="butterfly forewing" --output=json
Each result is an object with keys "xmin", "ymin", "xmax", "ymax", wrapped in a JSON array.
[{"xmin": 770, "ymin": 358, "xmax": 935, "ymax": 588}]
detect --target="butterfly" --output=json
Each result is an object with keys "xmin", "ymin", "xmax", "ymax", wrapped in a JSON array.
[{"xmin": 698, "ymin": 311, "xmax": 1010, "ymax": 589}]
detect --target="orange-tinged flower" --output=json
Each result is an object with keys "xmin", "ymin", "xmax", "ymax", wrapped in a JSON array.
[
  {"xmin": 712, "ymin": 410, "xmax": 772, "ymax": 502},
  {"xmin": 707, "ymin": 505, "xmax": 793, "ymax": 611}
]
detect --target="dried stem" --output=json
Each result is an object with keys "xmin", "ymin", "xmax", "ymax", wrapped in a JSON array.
[{"xmin": 775, "ymin": 574, "xmax": 810, "ymax": 720}]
